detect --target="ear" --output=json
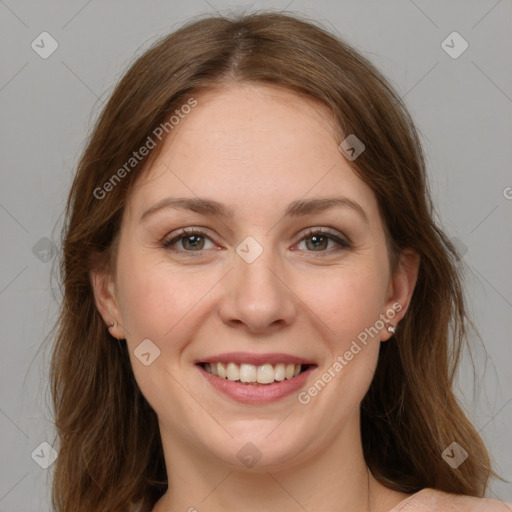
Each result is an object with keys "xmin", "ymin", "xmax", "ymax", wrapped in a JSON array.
[
  {"xmin": 380, "ymin": 248, "xmax": 420, "ymax": 341},
  {"xmin": 90, "ymin": 267, "xmax": 126, "ymax": 340}
]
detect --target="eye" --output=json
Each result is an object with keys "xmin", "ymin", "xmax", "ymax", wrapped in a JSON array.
[
  {"xmin": 295, "ymin": 228, "xmax": 351, "ymax": 253},
  {"xmin": 162, "ymin": 228, "xmax": 217, "ymax": 252},
  {"xmin": 162, "ymin": 227, "xmax": 351, "ymax": 255}
]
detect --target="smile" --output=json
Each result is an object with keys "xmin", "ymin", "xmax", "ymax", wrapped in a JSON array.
[
  {"xmin": 196, "ymin": 353, "xmax": 317, "ymax": 404},
  {"xmin": 200, "ymin": 362, "xmax": 310, "ymax": 385}
]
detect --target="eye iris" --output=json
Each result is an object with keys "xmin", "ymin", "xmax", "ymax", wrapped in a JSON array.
[
  {"xmin": 306, "ymin": 234, "xmax": 328, "ymax": 251},
  {"xmin": 183, "ymin": 234, "xmax": 204, "ymax": 250}
]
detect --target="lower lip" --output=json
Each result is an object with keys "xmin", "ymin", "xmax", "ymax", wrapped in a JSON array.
[{"xmin": 198, "ymin": 365, "xmax": 315, "ymax": 404}]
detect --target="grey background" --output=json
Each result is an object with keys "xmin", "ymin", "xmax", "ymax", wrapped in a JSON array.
[{"xmin": 1, "ymin": 0, "xmax": 511, "ymax": 510}]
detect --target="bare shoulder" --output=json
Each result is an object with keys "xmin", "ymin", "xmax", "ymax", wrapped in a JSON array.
[
  {"xmin": 391, "ymin": 488, "xmax": 512, "ymax": 511},
  {"xmin": 450, "ymin": 493, "xmax": 512, "ymax": 512}
]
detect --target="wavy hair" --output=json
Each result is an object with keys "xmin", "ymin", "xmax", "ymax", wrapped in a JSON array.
[{"xmin": 50, "ymin": 11, "xmax": 497, "ymax": 512}]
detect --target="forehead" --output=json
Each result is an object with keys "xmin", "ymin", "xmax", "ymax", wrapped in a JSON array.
[{"xmin": 125, "ymin": 83, "xmax": 380, "ymax": 224}]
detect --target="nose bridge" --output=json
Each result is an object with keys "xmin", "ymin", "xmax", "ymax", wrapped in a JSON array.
[
  {"xmin": 236, "ymin": 250, "xmax": 279, "ymax": 297},
  {"xmin": 219, "ymin": 237, "xmax": 296, "ymax": 333}
]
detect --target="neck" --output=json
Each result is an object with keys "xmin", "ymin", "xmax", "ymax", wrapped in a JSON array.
[{"xmin": 152, "ymin": 415, "xmax": 408, "ymax": 512}]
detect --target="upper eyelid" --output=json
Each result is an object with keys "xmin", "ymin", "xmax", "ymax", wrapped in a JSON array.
[
  {"xmin": 300, "ymin": 226, "xmax": 346, "ymax": 238},
  {"xmin": 296, "ymin": 228, "xmax": 351, "ymax": 249},
  {"xmin": 163, "ymin": 227, "xmax": 217, "ymax": 245}
]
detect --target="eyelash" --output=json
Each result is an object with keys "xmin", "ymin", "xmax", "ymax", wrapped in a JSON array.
[{"xmin": 162, "ymin": 227, "xmax": 352, "ymax": 256}]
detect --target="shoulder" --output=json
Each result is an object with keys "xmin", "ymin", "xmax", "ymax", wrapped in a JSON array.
[{"xmin": 391, "ymin": 488, "xmax": 512, "ymax": 511}]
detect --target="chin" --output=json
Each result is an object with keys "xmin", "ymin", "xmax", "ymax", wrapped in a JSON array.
[{"xmin": 194, "ymin": 423, "xmax": 318, "ymax": 472}]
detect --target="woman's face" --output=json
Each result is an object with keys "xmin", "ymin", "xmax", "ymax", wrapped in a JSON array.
[{"xmin": 93, "ymin": 83, "xmax": 417, "ymax": 471}]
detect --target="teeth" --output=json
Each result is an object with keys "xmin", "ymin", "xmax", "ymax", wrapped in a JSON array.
[
  {"xmin": 274, "ymin": 363, "xmax": 285, "ymax": 381},
  {"xmin": 257, "ymin": 364, "xmax": 275, "ymax": 384},
  {"xmin": 226, "ymin": 362, "xmax": 239, "ymax": 381},
  {"xmin": 204, "ymin": 362, "xmax": 305, "ymax": 384},
  {"xmin": 240, "ymin": 363, "xmax": 256, "ymax": 383},
  {"xmin": 285, "ymin": 363, "xmax": 295, "ymax": 379}
]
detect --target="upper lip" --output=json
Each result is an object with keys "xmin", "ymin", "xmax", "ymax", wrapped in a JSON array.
[{"xmin": 196, "ymin": 352, "xmax": 316, "ymax": 366}]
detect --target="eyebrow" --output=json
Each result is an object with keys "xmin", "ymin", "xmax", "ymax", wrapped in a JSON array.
[{"xmin": 140, "ymin": 196, "xmax": 368, "ymax": 224}]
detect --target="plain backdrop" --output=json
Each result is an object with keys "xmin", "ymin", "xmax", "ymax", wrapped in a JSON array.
[{"xmin": 0, "ymin": 0, "xmax": 511, "ymax": 510}]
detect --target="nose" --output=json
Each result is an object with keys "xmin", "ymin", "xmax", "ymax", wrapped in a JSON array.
[{"xmin": 218, "ymin": 247, "xmax": 297, "ymax": 335}]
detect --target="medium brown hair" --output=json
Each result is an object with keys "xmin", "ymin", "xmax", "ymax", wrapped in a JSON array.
[{"xmin": 51, "ymin": 11, "xmax": 497, "ymax": 512}]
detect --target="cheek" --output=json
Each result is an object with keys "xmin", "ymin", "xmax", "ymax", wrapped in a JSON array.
[
  {"xmin": 114, "ymin": 248, "xmax": 209, "ymax": 416},
  {"xmin": 295, "ymin": 264, "xmax": 388, "ymax": 416},
  {"xmin": 114, "ymin": 246, "xmax": 190, "ymax": 344},
  {"xmin": 300, "ymin": 260, "xmax": 389, "ymax": 352},
  {"xmin": 114, "ymin": 244, "xmax": 224, "ymax": 352}
]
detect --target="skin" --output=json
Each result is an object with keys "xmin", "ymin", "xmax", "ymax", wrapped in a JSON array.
[{"xmin": 91, "ymin": 83, "xmax": 420, "ymax": 512}]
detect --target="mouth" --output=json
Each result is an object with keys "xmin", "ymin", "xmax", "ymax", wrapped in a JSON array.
[
  {"xmin": 195, "ymin": 354, "xmax": 317, "ymax": 404},
  {"xmin": 198, "ymin": 361, "xmax": 313, "ymax": 385}
]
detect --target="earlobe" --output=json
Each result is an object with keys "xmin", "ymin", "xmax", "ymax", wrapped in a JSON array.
[
  {"xmin": 381, "ymin": 248, "xmax": 420, "ymax": 341},
  {"xmin": 89, "ymin": 268, "xmax": 125, "ymax": 339}
]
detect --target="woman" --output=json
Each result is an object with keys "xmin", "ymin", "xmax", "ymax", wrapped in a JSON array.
[{"xmin": 50, "ymin": 11, "xmax": 511, "ymax": 512}]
